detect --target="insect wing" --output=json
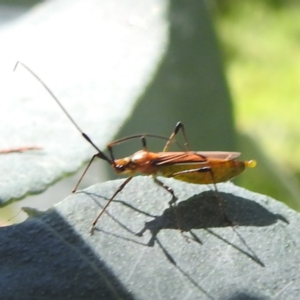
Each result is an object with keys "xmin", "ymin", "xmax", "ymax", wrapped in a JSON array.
[
  {"xmin": 153, "ymin": 151, "xmax": 207, "ymax": 166},
  {"xmin": 195, "ymin": 151, "xmax": 241, "ymax": 160},
  {"xmin": 152, "ymin": 151, "xmax": 241, "ymax": 166}
]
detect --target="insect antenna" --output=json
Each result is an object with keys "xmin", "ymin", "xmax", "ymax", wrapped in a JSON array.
[{"xmin": 14, "ymin": 62, "xmax": 112, "ymax": 165}]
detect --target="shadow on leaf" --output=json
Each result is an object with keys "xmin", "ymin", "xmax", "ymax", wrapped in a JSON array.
[{"xmin": 136, "ymin": 191, "xmax": 287, "ymax": 236}]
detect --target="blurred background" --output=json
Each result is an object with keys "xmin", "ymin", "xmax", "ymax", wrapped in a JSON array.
[
  {"xmin": 213, "ymin": 0, "xmax": 300, "ymax": 210},
  {"xmin": 1, "ymin": 0, "xmax": 300, "ymax": 223}
]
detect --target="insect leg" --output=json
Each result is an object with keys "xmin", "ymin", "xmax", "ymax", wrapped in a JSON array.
[
  {"xmin": 107, "ymin": 136, "xmax": 148, "ymax": 170},
  {"xmin": 152, "ymin": 175, "xmax": 175, "ymax": 199},
  {"xmin": 173, "ymin": 167, "xmax": 221, "ymax": 199},
  {"xmin": 90, "ymin": 176, "xmax": 133, "ymax": 235},
  {"xmin": 152, "ymin": 175, "xmax": 186, "ymax": 231},
  {"xmin": 141, "ymin": 136, "xmax": 147, "ymax": 151},
  {"xmin": 163, "ymin": 121, "xmax": 190, "ymax": 152},
  {"xmin": 73, "ymin": 153, "xmax": 105, "ymax": 192},
  {"xmin": 172, "ymin": 167, "xmax": 233, "ymax": 226}
]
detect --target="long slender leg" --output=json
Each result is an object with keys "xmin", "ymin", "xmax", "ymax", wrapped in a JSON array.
[
  {"xmin": 152, "ymin": 175, "xmax": 175, "ymax": 199},
  {"xmin": 141, "ymin": 136, "xmax": 147, "ymax": 151},
  {"xmin": 107, "ymin": 136, "xmax": 148, "ymax": 169},
  {"xmin": 172, "ymin": 167, "xmax": 233, "ymax": 225},
  {"xmin": 90, "ymin": 176, "xmax": 133, "ymax": 235},
  {"xmin": 154, "ymin": 122, "xmax": 191, "ymax": 231},
  {"xmin": 72, "ymin": 153, "xmax": 103, "ymax": 192},
  {"xmin": 152, "ymin": 175, "xmax": 186, "ymax": 231},
  {"xmin": 163, "ymin": 122, "xmax": 191, "ymax": 152}
]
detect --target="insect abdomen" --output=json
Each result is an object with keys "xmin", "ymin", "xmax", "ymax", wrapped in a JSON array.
[{"xmin": 158, "ymin": 160, "xmax": 249, "ymax": 184}]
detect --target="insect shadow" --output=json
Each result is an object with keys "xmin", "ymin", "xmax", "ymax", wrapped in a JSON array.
[
  {"xmin": 85, "ymin": 189, "xmax": 287, "ymax": 244},
  {"xmin": 84, "ymin": 188, "xmax": 284, "ymax": 267},
  {"xmin": 135, "ymin": 191, "xmax": 288, "ymax": 243},
  {"xmin": 133, "ymin": 191, "xmax": 287, "ymax": 267}
]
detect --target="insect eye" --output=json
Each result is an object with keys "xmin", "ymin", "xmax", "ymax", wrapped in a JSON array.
[{"xmin": 116, "ymin": 165, "xmax": 126, "ymax": 172}]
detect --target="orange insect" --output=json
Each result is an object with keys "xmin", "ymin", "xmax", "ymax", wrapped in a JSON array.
[{"xmin": 15, "ymin": 62, "xmax": 256, "ymax": 234}]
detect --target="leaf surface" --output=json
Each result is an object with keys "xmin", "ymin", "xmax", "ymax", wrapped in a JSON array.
[
  {"xmin": 0, "ymin": 178, "xmax": 297, "ymax": 299},
  {"xmin": 0, "ymin": 0, "xmax": 168, "ymax": 203}
]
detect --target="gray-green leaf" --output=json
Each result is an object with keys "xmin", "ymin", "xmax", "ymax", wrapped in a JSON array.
[{"xmin": 0, "ymin": 177, "xmax": 297, "ymax": 300}]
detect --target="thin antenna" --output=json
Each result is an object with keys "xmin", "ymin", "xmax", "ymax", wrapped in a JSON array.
[
  {"xmin": 14, "ymin": 61, "xmax": 111, "ymax": 164},
  {"xmin": 14, "ymin": 62, "xmax": 82, "ymax": 133}
]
